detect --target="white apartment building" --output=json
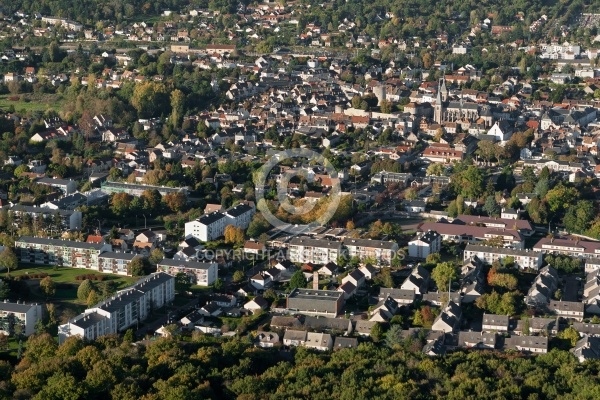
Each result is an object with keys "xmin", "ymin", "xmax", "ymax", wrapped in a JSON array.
[
  {"xmin": 185, "ymin": 212, "xmax": 227, "ymax": 242},
  {"xmin": 97, "ymin": 252, "xmax": 141, "ymax": 276},
  {"xmin": 408, "ymin": 230, "xmax": 441, "ymax": 259},
  {"xmin": 463, "ymin": 244, "xmax": 543, "ymax": 270},
  {"xmin": 158, "ymin": 258, "xmax": 218, "ymax": 286},
  {"xmin": 0, "ymin": 301, "xmax": 43, "ymax": 337},
  {"xmin": 288, "ymin": 237, "xmax": 343, "ymax": 265},
  {"xmin": 58, "ymin": 272, "xmax": 175, "ymax": 343},
  {"xmin": 342, "ymin": 238, "xmax": 399, "ymax": 265},
  {"xmin": 184, "ymin": 203, "xmax": 255, "ymax": 242},
  {"xmin": 15, "ymin": 236, "xmax": 112, "ymax": 269}
]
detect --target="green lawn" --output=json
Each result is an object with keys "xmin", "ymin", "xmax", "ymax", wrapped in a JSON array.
[
  {"xmin": 11, "ymin": 264, "xmax": 137, "ymax": 289},
  {"xmin": 0, "ymin": 94, "xmax": 66, "ymax": 113}
]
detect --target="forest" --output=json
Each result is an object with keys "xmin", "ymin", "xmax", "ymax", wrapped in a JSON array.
[{"xmin": 0, "ymin": 332, "xmax": 599, "ymax": 399}]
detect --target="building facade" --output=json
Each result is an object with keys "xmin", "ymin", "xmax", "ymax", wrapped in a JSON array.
[
  {"xmin": 15, "ymin": 236, "xmax": 112, "ymax": 269},
  {"xmin": 158, "ymin": 259, "xmax": 218, "ymax": 286},
  {"xmin": 58, "ymin": 272, "xmax": 175, "ymax": 343}
]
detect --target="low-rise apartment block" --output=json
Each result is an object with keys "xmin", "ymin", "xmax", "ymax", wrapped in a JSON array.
[
  {"xmin": 0, "ymin": 301, "xmax": 43, "ymax": 337},
  {"xmin": 288, "ymin": 237, "xmax": 343, "ymax": 265},
  {"xmin": 342, "ymin": 237, "xmax": 399, "ymax": 265},
  {"xmin": 463, "ymin": 244, "xmax": 543, "ymax": 270},
  {"xmin": 15, "ymin": 236, "xmax": 112, "ymax": 269},
  {"xmin": 158, "ymin": 258, "xmax": 218, "ymax": 286},
  {"xmin": 58, "ymin": 272, "xmax": 175, "ymax": 343}
]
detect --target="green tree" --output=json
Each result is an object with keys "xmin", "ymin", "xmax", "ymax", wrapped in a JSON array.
[
  {"xmin": 169, "ymin": 89, "xmax": 185, "ymax": 128},
  {"xmin": 128, "ymin": 257, "xmax": 146, "ymax": 277},
  {"xmin": 426, "ymin": 163, "xmax": 445, "ymax": 176},
  {"xmin": 558, "ymin": 326, "xmax": 579, "ymax": 347},
  {"xmin": 385, "ymin": 324, "xmax": 404, "ymax": 348},
  {"xmin": 431, "ymin": 262, "xmax": 458, "ymax": 292},
  {"xmin": 149, "ymin": 248, "xmax": 165, "ymax": 265},
  {"xmin": 233, "ymin": 270, "xmax": 246, "ymax": 283},
  {"xmin": 34, "ymin": 371, "xmax": 87, "ymax": 400},
  {"xmin": 175, "ymin": 272, "xmax": 192, "ymax": 293},
  {"xmin": 77, "ymin": 279, "xmax": 95, "ymax": 302},
  {"xmin": 564, "ymin": 201, "xmax": 595, "ymax": 233},
  {"xmin": 39, "ymin": 277, "xmax": 56, "ymax": 298},
  {"xmin": 213, "ymin": 278, "xmax": 224, "ymax": 291},
  {"xmin": 483, "ymin": 195, "xmax": 500, "ymax": 217},
  {"xmin": 131, "ymin": 81, "xmax": 169, "ymax": 119},
  {"xmin": 370, "ymin": 322, "xmax": 383, "ymax": 342},
  {"xmin": 545, "ymin": 183, "xmax": 578, "ymax": 213},
  {"xmin": 289, "ymin": 270, "xmax": 306, "ymax": 290},
  {"xmin": 123, "ymin": 329, "xmax": 135, "ymax": 343},
  {"xmin": 86, "ymin": 290, "xmax": 100, "ymax": 307},
  {"xmin": 0, "ymin": 247, "xmax": 18, "ymax": 274}
]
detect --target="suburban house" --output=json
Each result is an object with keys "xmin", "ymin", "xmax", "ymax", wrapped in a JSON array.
[
  {"xmin": 504, "ymin": 335, "xmax": 548, "ymax": 353},
  {"xmin": 431, "ymin": 301, "xmax": 462, "ymax": 333},
  {"xmin": 400, "ymin": 265, "xmax": 430, "ymax": 295},
  {"xmin": 482, "ymin": 314, "xmax": 509, "ymax": 332},
  {"xmin": 457, "ymin": 331, "xmax": 497, "ymax": 350}
]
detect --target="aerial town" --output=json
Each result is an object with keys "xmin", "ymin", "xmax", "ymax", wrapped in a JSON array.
[{"xmin": 0, "ymin": 0, "xmax": 599, "ymax": 398}]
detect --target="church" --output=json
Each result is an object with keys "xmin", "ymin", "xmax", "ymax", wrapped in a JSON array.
[{"xmin": 433, "ymin": 76, "xmax": 493, "ymax": 128}]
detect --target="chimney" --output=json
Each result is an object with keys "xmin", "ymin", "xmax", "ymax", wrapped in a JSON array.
[{"xmin": 313, "ymin": 271, "xmax": 319, "ymax": 290}]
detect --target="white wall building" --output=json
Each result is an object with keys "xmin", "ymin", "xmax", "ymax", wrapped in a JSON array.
[
  {"xmin": 0, "ymin": 301, "xmax": 43, "ymax": 337},
  {"xmin": 408, "ymin": 230, "xmax": 441, "ymax": 259},
  {"xmin": 58, "ymin": 272, "xmax": 175, "ymax": 343},
  {"xmin": 158, "ymin": 259, "xmax": 218, "ymax": 287}
]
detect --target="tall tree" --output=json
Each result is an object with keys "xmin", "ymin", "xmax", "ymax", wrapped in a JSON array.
[
  {"xmin": 170, "ymin": 89, "xmax": 185, "ymax": 128},
  {"xmin": 0, "ymin": 247, "xmax": 18, "ymax": 274}
]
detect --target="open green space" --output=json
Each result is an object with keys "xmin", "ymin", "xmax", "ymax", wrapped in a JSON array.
[
  {"xmin": 0, "ymin": 94, "xmax": 67, "ymax": 113},
  {"xmin": 10, "ymin": 264, "xmax": 137, "ymax": 289}
]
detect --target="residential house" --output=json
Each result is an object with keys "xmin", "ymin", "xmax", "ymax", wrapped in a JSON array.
[
  {"xmin": 304, "ymin": 332, "xmax": 333, "ymax": 351},
  {"xmin": 400, "ymin": 265, "xmax": 430, "ymax": 294},
  {"xmin": 457, "ymin": 331, "xmax": 497, "ymax": 350},
  {"xmin": 572, "ymin": 336, "xmax": 600, "ymax": 362},
  {"xmin": 504, "ymin": 335, "xmax": 548, "ymax": 353},
  {"xmin": 431, "ymin": 301, "xmax": 462, "ymax": 333},
  {"xmin": 482, "ymin": 313, "xmax": 509, "ymax": 332},
  {"xmin": 548, "ymin": 301, "xmax": 584, "ymax": 321},
  {"xmin": 255, "ymin": 331, "xmax": 280, "ymax": 348},
  {"xmin": 244, "ymin": 296, "xmax": 269, "ymax": 314}
]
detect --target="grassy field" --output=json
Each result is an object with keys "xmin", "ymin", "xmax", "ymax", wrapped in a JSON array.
[
  {"xmin": 0, "ymin": 94, "xmax": 67, "ymax": 114},
  {"xmin": 11, "ymin": 264, "xmax": 137, "ymax": 289}
]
